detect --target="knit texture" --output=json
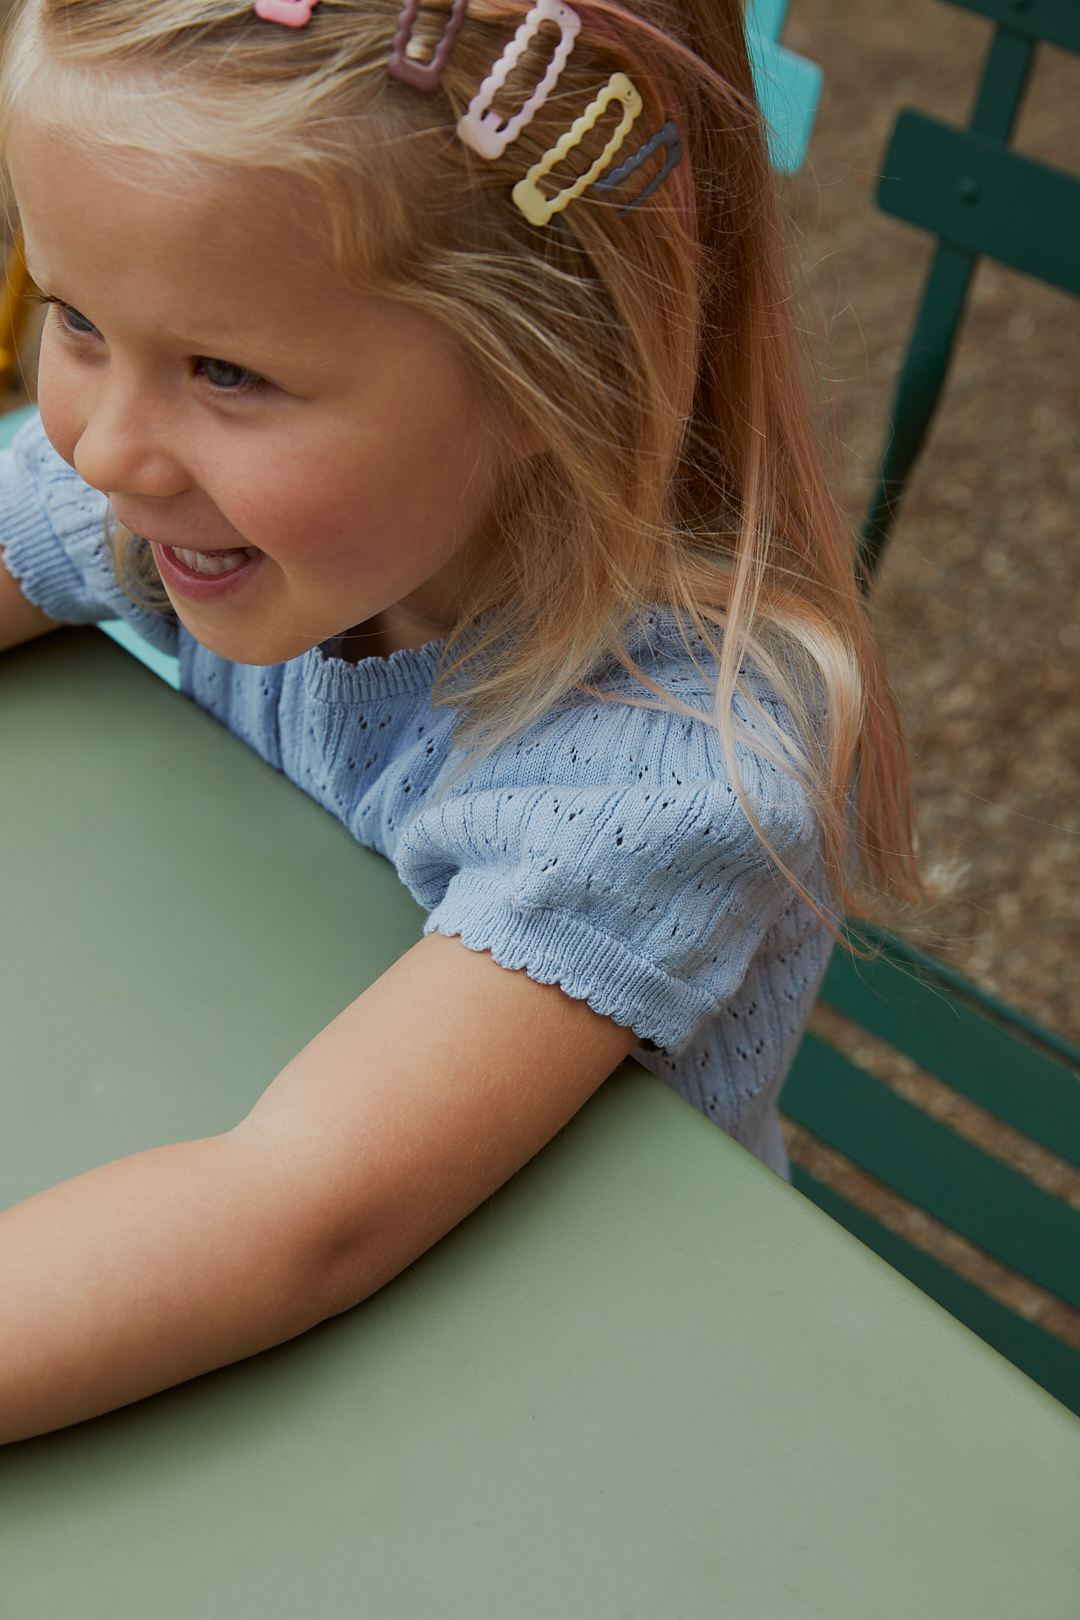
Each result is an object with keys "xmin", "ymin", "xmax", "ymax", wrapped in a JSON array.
[{"xmin": 0, "ymin": 411, "xmax": 841, "ymax": 1179}]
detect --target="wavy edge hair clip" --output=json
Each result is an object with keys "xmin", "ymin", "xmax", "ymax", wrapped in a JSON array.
[
  {"xmin": 510, "ymin": 67, "xmax": 641, "ymax": 226},
  {"xmin": 589, "ymin": 115, "xmax": 683, "ymax": 219},
  {"xmin": 388, "ymin": 0, "xmax": 471, "ymax": 90}
]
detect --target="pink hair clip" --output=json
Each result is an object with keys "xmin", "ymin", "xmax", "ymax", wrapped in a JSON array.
[
  {"xmin": 253, "ymin": 0, "xmax": 320, "ymax": 25},
  {"xmin": 457, "ymin": 0, "xmax": 581, "ymax": 161},
  {"xmin": 388, "ymin": 0, "xmax": 470, "ymax": 91}
]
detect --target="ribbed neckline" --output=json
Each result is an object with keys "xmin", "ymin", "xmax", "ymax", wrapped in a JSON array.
[
  {"xmin": 301, "ymin": 604, "xmax": 693, "ymax": 706},
  {"xmin": 303, "ymin": 630, "xmax": 446, "ymax": 703}
]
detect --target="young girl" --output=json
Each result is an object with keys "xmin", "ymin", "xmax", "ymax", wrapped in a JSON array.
[{"xmin": 0, "ymin": 0, "xmax": 930, "ymax": 1443}]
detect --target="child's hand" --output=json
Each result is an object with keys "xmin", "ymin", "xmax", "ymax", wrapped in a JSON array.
[{"xmin": 0, "ymin": 931, "xmax": 638, "ymax": 1443}]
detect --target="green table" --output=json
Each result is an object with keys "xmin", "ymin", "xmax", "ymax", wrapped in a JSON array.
[{"xmin": 2, "ymin": 629, "xmax": 1078, "ymax": 1619}]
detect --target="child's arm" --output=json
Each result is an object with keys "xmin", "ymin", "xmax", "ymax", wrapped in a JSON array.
[
  {"xmin": 0, "ymin": 931, "xmax": 639, "ymax": 1444},
  {"xmin": 0, "ymin": 540, "xmax": 67, "ymax": 653}
]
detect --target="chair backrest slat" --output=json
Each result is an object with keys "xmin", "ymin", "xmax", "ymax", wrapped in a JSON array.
[
  {"xmin": 942, "ymin": 0, "xmax": 1080, "ymax": 54},
  {"xmin": 878, "ymin": 112, "xmax": 1080, "ymax": 295},
  {"xmin": 821, "ymin": 933, "xmax": 1080, "ymax": 1167},
  {"xmin": 782, "ymin": 1034, "xmax": 1080, "ymax": 1309}
]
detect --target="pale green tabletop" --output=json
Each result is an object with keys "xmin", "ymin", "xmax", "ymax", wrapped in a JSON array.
[{"xmin": 1, "ymin": 629, "xmax": 1078, "ymax": 1619}]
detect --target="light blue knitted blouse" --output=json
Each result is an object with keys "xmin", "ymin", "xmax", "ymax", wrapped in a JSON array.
[{"xmin": 1, "ymin": 410, "xmax": 840, "ymax": 1180}]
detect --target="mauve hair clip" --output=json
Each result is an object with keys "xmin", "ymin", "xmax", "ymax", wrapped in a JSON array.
[{"xmin": 388, "ymin": 0, "xmax": 470, "ymax": 91}]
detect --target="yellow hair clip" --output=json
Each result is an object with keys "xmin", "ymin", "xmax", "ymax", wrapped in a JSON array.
[{"xmin": 511, "ymin": 71, "xmax": 643, "ymax": 227}]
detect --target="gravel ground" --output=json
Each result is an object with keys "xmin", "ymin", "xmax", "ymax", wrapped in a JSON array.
[
  {"xmin": 2, "ymin": 0, "xmax": 1077, "ymax": 1348},
  {"xmin": 779, "ymin": 0, "xmax": 1078, "ymax": 1037},
  {"xmin": 772, "ymin": 0, "xmax": 1080, "ymax": 1347}
]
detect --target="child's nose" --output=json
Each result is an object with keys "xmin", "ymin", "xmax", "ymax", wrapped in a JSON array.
[{"xmin": 71, "ymin": 368, "xmax": 188, "ymax": 501}]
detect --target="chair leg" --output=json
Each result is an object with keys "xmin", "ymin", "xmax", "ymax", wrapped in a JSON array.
[
  {"xmin": 858, "ymin": 23, "xmax": 1037, "ymax": 588},
  {"xmin": 858, "ymin": 241, "xmax": 977, "ymax": 586}
]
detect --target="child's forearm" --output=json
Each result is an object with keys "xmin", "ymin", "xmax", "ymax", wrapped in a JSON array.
[{"xmin": 0, "ymin": 1129, "xmax": 344, "ymax": 1444}]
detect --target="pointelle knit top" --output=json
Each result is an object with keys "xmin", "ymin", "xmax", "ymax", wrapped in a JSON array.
[{"xmin": 0, "ymin": 409, "xmax": 843, "ymax": 1181}]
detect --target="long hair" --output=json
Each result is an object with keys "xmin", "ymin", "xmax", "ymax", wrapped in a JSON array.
[{"xmin": 0, "ymin": 0, "xmax": 951, "ymax": 948}]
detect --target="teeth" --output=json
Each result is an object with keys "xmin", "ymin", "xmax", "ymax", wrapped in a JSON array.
[{"xmin": 172, "ymin": 546, "xmax": 256, "ymax": 577}]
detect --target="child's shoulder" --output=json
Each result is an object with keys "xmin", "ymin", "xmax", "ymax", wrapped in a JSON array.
[
  {"xmin": 469, "ymin": 604, "xmax": 815, "ymax": 826},
  {"xmin": 407, "ymin": 604, "xmax": 822, "ymax": 897},
  {"xmin": 396, "ymin": 608, "xmax": 826, "ymax": 1058}
]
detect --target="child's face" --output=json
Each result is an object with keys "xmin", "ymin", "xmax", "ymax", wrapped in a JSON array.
[{"xmin": 6, "ymin": 111, "xmax": 513, "ymax": 664}]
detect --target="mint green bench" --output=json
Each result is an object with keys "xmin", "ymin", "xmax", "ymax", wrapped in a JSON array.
[
  {"xmin": 783, "ymin": 0, "xmax": 1080, "ymax": 1416},
  {"xmin": 4, "ymin": 625, "xmax": 1079, "ymax": 1610}
]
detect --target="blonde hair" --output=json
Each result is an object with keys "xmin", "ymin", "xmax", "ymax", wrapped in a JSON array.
[{"xmin": 0, "ymin": 0, "xmax": 951, "ymax": 952}]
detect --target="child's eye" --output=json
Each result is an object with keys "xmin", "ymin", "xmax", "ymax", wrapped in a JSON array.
[
  {"xmin": 34, "ymin": 293, "xmax": 97, "ymax": 339},
  {"xmin": 27, "ymin": 291, "xmax": 101, "ymax": 345},
  {"xmin": 26, "ymin": 289, "xmax": 271, "ymax": 398},
  {"xmin": 194, "ymin": 355, "xmax": 270, "ymax": 396}
]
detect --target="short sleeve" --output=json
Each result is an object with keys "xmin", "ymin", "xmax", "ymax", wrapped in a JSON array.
[
  {"xmin": 394, "ymin": 699, "xmax": 823, "ymax": 1055},
  {"xmin": 0, "ymin": 410, "xmax": 179, "ymax": 656}
]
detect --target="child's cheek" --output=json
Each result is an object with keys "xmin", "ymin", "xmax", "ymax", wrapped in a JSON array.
[
  {"xmin": 34, "ymin": 345, "xmax": 83, "ymax": 476},
  {"xmin": 221, "ymin": 471, "xmax": 346, "ymax": 562},
  {"xmin": 229, "ymin": 449, "xmax": 382, "ymax": 565}
]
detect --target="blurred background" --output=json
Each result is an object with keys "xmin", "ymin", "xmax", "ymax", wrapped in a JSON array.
[
  {"xmin": 770, "ymin": 0, "xmax": 1079, "ymax": 1330},
  {"xmin": 2, "ymin": 0, "xmax": 1077, "ymax": 1331},
  {"xmin": 781, "ymin": 0, "xmax": 1077, "ymax": 1039}
]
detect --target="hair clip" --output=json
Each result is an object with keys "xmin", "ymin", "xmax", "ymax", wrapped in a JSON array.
[
  {"xmin": 253, "ymin": 0, "xmax": 320, "ymax": 25},
  {"xmin": 388, "ymin": 0, "xmax": 470, "ymax": 91},
  {"xmin": 457, "ymin": 0, "xmax": 581, "ymax": 161},
  {"xmin": 512, "ymin": 71, "xmax": 642, "ymax": 227},
  {"xmin": 590, "ymin": 117, "xmax": 684, "ymax": 217}
]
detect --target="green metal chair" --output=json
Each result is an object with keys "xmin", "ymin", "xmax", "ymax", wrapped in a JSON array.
[
  {"xmin": 858, "ymin": 0, "xmax": 1080, "ymax": 577},
  {"xmin": 783, "ymin": 0, "xmax": 1080, "ymax": 1416}
]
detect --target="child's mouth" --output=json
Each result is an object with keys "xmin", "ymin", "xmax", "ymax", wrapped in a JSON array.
[
  {"xmin": 168, "ymin": 544, "xmax": 259, "ymax": 576},
  {"xmin": 152, "ymin": 541, "xmax": 265, "ymax": 599}
]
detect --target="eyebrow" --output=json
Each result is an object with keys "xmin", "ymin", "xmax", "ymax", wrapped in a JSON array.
[
  {"xmin": 16, "ymin": 243, "xmax": 349, "ymax": 386},
  {"xmin": 20, "ymin": 257, "xmax": 289, "ymax": 369}
]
